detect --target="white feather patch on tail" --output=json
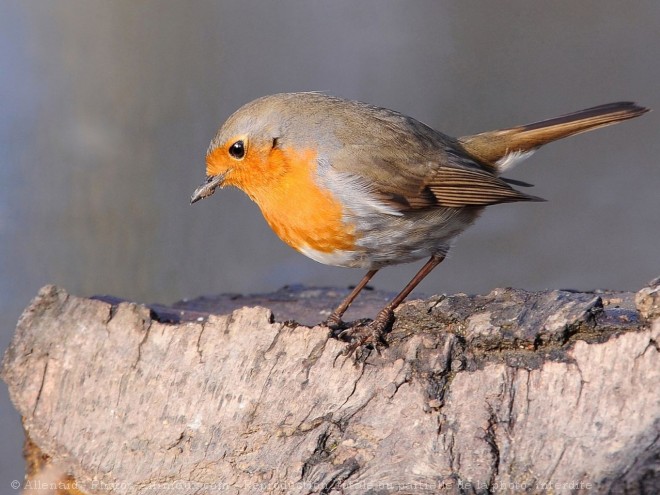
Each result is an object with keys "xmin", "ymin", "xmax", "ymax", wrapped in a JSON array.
[{"xmin": 495, "ymin": 149, "xmax": 536, "ymax": 172}]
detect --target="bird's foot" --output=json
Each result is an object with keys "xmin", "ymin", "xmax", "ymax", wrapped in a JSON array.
[
  {"xmin": 324, "ymin": 312, "xmax": 347, "ymax": 331},
  {"xmin": 338, "ymin": 309, "xmax": 394, "ymax": 358}
]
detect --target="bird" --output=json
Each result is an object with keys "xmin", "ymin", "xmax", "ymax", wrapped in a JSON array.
[{"xmin": 191, "ymin": 92, "xmax": 648, "ymax": 351}]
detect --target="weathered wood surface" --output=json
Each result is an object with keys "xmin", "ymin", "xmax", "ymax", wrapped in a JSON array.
[{"xmin": 2, "ymin": 280, "xmax": 659, "ymax": 494}]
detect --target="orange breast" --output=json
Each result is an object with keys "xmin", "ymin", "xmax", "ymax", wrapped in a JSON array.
[{"xmin": 235, "ymin": 148, "xmax": 357, "ymax": 254}]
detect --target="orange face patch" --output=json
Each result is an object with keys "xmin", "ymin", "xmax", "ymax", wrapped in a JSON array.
[{"xmin": 208, "ymin": 144, "xmax": 356, "ymax": 254}]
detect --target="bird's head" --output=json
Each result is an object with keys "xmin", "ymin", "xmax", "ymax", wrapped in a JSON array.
[{"xmin": 191, "ymin": 93, "xmax": 333, "ymax": 205}]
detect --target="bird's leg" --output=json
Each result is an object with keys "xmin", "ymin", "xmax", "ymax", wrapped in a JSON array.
[
  {"xmin": 325, "ymin": 269, "xmax": 378, "ymax": 329},
  {"xmin": 342, "ymin": 254, "xmax": 446, "ymax": 353}
]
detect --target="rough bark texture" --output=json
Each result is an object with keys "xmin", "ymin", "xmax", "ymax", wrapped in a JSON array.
[{"xmin": 2, "ymin": 280, "xmax": 659, "ymax": 495}]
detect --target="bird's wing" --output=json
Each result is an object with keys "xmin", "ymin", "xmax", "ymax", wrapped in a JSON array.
[
  {"xmin": 423, "ymin": 164, "xmax": 543, "ymax": 208},
  {"xmin": 328, "ymin": 140, "xmax": 542, "ymax": 212}
]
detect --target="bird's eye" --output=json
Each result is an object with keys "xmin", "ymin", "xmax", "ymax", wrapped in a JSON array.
[{"xmin": 228, "ymin": 140, "xmax": 245, "ymax": 159}]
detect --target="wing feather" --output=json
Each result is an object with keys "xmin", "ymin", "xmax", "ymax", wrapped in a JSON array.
[{"xmin": 426, "ymin": 167, "xmax": 543, "ymax": 208}]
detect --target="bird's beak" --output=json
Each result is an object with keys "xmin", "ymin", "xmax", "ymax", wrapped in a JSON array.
[{"xmin": 190, "ymin": 171, "xmax": 228, "ymax": 204}]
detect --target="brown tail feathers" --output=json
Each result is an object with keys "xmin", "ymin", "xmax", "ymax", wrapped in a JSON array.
[{"xmin": 459, "ymin": 102, "xmax": 649, "ymax": 169}]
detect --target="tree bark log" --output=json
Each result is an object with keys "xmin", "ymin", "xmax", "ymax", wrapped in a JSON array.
[{"xmin": 2, "ymin": 281, "xmax": 659, "ymax": 494}]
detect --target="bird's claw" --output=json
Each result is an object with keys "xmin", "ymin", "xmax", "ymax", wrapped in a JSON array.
[
  {"xmin": 324, "ymin": 308, "xmax": 394, "ymax": 362},
  {"xmin": 338, "ymin": 317, "xmax": 391, "ymax": 358}
]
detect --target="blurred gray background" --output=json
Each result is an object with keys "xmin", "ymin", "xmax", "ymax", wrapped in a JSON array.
[{"xmin": 1, "ymin": 0, "xmax": 658, "ymax": 485}]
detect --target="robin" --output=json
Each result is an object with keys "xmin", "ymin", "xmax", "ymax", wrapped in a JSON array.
[{"xmin": 191, "ymin": 92, "xmax": 647, "ymax": 350}]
